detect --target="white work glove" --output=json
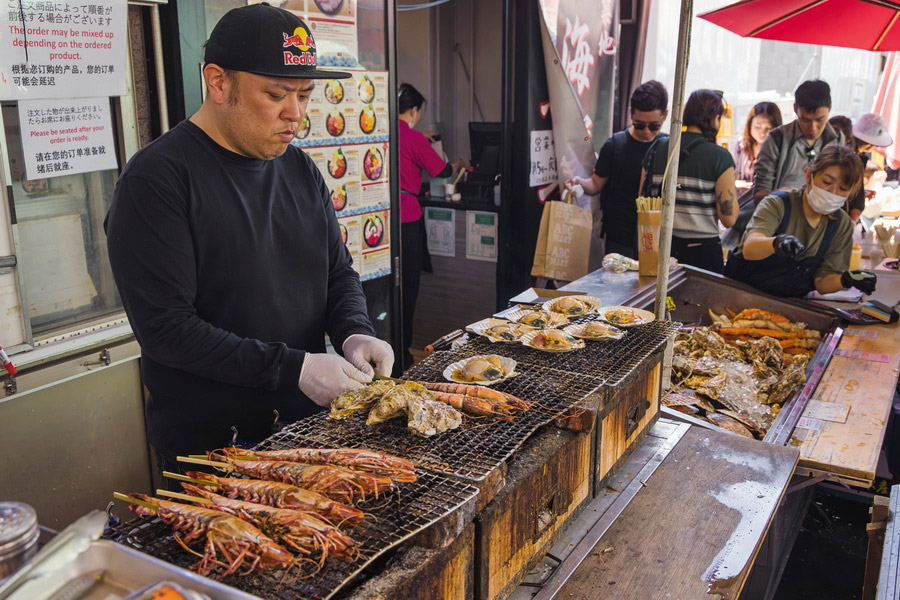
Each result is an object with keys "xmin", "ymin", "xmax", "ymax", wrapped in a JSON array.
[
  {"xmin": 298, "ymin": 353, "xmax": 372, "ymax": 408},
  {"xmin": 342, "ymin": 334, "xmax": 395, "ymax": 378}
]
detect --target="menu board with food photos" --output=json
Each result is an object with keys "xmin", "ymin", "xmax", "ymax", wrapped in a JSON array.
[{"xmin": 294, "ymin": 70, "xmax": 391, "ymax": 281}]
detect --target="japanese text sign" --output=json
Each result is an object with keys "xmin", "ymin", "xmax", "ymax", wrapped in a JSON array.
[
  {"xmin": 529, "ymin": 129, "xmax": 558, "ymax": 187},
  {"xmin": 19, "ymin": 96, "xmax": 117, "ymax": 178},
  {"xmin": 0, "ymin": 0, "xmax": 127, "ymax": 100}
]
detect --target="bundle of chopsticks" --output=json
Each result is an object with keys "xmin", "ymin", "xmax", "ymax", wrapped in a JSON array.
[
  {"xmin": 874, "ymin": 223, "xmax": 900, "ymax": 259},
  {"xmin": 636, "ymin": 196, "xmax": 662, "ymax": 212}
]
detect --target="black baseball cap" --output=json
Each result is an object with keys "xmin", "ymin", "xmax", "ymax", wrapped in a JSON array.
[{"xmin": 204, "ymin": 3, "xmax": 351, "ymax": 80}]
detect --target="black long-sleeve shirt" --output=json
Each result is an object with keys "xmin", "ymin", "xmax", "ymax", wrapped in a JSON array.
[{"xmin": 106, "ymin": 120, "xmax": 374, "ymax": 457}]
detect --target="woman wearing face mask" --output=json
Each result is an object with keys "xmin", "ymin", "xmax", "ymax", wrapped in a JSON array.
[
  {"xmin": 397, "ymin": 83, "xmax": 465, "ymax": 369},
  {"xmin": 725, "ymin": 145, "xmax": 877, "ymax": 297}
]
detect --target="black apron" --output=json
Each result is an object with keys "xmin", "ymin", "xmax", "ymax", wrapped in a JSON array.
[{"xmin": 725, "ymin": 192, "xmax": 840, "ymax": 298}]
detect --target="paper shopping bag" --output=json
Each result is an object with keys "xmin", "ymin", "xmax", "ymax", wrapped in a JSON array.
[{"xmin": 531, "ymin": 192, "xmax": 592, "ymax": 282}]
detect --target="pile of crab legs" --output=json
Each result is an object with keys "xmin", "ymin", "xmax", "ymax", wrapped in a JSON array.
[{"xmin": 115, "ymin": 447, "xmax": 417, "ymax": 579}]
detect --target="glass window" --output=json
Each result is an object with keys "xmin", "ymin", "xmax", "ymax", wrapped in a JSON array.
[{"xmin": 2, "ymin": 102, "xmax": 122, "ymax": 337}]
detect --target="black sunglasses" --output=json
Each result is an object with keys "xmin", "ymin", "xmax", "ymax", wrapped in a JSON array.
[{"xmin": 633, "ymin": 122, "xmax": 662, "ymax": 131}]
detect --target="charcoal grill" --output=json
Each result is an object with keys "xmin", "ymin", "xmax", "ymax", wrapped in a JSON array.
[
  {"xmin": 262, "ymin": 352, "xmax": 606, "ymax": 481},
  {"xmin": 105, "ymin": 469, "xmax": 478, "ymax": 600},
  {"xmin": 460, "ymin": 318, "xmax": 680, "ymax": 386}
]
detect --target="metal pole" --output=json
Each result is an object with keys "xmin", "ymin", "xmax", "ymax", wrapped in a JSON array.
[
  {"xmin": 150, "ymin": 4, "xmax": 169, "ymax": 133},
  {"xmin": 654, "ymin": 0, "xmax": 693, "ymax": 320}
]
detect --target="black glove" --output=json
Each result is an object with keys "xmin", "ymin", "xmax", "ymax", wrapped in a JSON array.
[
  {"xmin": 841, "ymin": 270, "xmax": 877, "ymax": 295},
  {"xmin": 772, "ymin": 234, "xmax": 804, "ymax": 258}
]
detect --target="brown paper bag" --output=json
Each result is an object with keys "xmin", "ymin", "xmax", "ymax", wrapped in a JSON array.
[
  {"xmin": 637, "ymin": 210, "xmax": 662, "ymax": 276},
  {"xmin": 531, "ymin": 192, "xmax": 592, "ymax": 282}
]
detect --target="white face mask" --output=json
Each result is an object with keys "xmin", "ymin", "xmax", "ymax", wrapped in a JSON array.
[{"xmin": 806, "ymin": 183, "xmax": 846, "ymax": 215}]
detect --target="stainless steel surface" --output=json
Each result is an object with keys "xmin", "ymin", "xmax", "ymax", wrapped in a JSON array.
[
  {"xmin": 0, "ymin": 503, "xmax": 38, "ymax": 580},
  {"xmin": 764, "ymin": 327, "xmax": 842, "ymax": 446},
  {"xmin": 0, "ymin": 359, "xmax": 151, "ymax": 530},
  {"xmin": 525, "ymin": 422, "xmax": 691, "ymax": 600},
  {"xmin": 62, "ymin": 540, "xmax": 254, "ymax": 600},
  {"xmin": 558, "ymin": 269, "xmax": 659, "ymax": 308}
]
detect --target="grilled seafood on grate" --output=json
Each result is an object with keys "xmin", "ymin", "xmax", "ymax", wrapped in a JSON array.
[
  {"xmin": 202, "ymin": 458, "xmax": 394, "ymax": 503},
  {"xmin": 212, "ymin": 447, "xmax": 416, "ymax": 482},
  {"xmin": 564, "ymin": 320, "xmax": 625, "ymax": 341},
  {"xmin": 418, "ymin": 381, "xmax": 531, "ymax": 421},
  {"xmin": 467, "ymin": 317, "xmax": 533, "ymax": 342},
  {"xmin": 179, "ymin": 472, "xmax": 365, "ymax": 525},
  {"xmin": 178, "ymin": 484, "xmax": 358, "ymax": 565},
  {"xmin": 443, "ymin": 355, "xmax": 518, "ymax": 385},
  {"xmin": 364, "ymin": 381, "xmax": 463, "ymax": 437},
  {"xmin": 597, "ymin": 306, "xmax": 655, "ymax": 327},
  {"xmin": 521, "ymin": 329, "xmax": 586, "ymax": 352},
  {"xmin": 329, "ymin": 380, "xmax": 397, "ymax": 419},
  {"xmin": 543, "ymin": 295, "xmax": 603, "ymax": 316},
  {"xmin": 506, "ymin": 309, "xmax": 569, "ymax": 329},
  {"xmin": 120, "ymin": 494, "xmax": 294, "ymax": 577}
]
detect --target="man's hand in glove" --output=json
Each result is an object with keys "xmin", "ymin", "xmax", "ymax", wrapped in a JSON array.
[
  {"xmin": 298, "ymin": 353, "xmax": 372, "ymax": 408},
  {"xmin": 772, "ymin": 234, "xmax": 804, "ymax": 258},
  {"xmin": 841, "ymin": 270, "xmax": 877, "ymax": 295},
  {"xmin": 343, "ymin": 334, "xmax": 395, "ymax": 378}
]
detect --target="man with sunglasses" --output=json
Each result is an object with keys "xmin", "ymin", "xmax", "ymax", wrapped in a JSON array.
[{"xmin": 566, "ymin": 80, "xmax": 669, "ymax": 258}]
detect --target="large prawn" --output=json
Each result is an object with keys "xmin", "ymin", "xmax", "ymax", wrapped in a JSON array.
[
  {"xmin": 117, "ymin": 493, "xmax": 293, "ymax": 578},
  {"xmin": 176, "ymin": 484, "xmax": 359, "ymax": 567},
  {"xmin": 194, "ymin": 458, "xmax": 394, "ymax": 503},
  {"xmin": 417, "ymin": 381, "xmax": 531, "ymax": 420},
  {"xmin": 211, "ymin": 447, "xmax": 416, "ymax": 482},
  {"xmin": 174, "ymin": 471, "xmax": 365, "ymax": 526}
]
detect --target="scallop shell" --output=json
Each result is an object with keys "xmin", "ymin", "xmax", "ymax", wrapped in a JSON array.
[
  {"xmin": 596, "ymin": 305, "xmax": 656, "ymax": 327},
  {"xmin": 542, "ymin": 295, "xmax": 604, "ymax": 317},
  {"xmin": 443, "ymin": 355, "xmax": 519, "ymax": 385},
  {"xmin": 520, "ymin": 329, "xmax": 585, "ymax": 352},
  {"xmin": 504, "ymin": 308, "xmax": 569, "ymax": 329},
  {"xmin": 563, "ymin": 321, "xmax": 625, "ymax": 341},
  {"xmin": 466, "ymin": 318, "xmax": 531, "ymax": 343}
]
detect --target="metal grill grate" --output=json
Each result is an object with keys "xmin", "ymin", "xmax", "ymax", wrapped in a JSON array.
[
  {"xmin": 460, "ymin": 318, "xmax": 680, "ymax": 386},
  {"xmin": 105, "ymin": 469, "xmax": 478, "ymax": 600},
  {"xmin": 261, "ymin": 352, "xmax": 605, "ymax": 481}
]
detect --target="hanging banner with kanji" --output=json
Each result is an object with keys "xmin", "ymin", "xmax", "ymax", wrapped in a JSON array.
[
  {"xmin": 19, "ymin": 97, "xmax": 117, "ymax": 178},
  {"xmin": 0, "ymin": 0, "xmax": 127, "ymax": 100}
]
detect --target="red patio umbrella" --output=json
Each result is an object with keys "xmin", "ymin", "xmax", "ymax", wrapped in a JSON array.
[{"xmin": 699, "ymin": 0, "xmax": 900, "ymax": 51}]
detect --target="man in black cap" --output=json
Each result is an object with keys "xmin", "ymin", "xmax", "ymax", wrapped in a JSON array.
[{"xmin": 105, "ymin": 3, "xmax": 392, "ymax": 475}]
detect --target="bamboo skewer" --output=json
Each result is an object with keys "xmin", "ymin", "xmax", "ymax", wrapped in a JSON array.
[
  {"xmin": 113, "ymin": 491, "xmax": 156, "ymax": 510},
  {"xmin": 163, "ymin": 471, "xmax": 221, "ymax": 488},
  {"xmin": 157, "ymin": 489, "xmax": 212, "ymax": 506},
  {"xmin": 177, "ymin": 455, "xmax": 232, "ymax": 470}
]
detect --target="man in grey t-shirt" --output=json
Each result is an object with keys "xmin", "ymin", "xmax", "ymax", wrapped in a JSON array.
[{"xmin": 752, "ymin": 80, "xmax": 844, "ymax": 201}]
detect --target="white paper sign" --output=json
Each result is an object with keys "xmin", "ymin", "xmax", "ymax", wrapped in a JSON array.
[
  {"xmin": 19, "ymin": 97, "xmax": 117, "ymax": 179},
  {"xmin": 466, "ymin": 210, "xmax": 497, "ymax": 262},
  {"xmin": 425, "ymin": 207, "xmax": 455, "ymax": 257},
  {"xmin": 529, "ymin": 129, "xmax": 558, "ymax": 187},
  {"xmin": 0, "ymin": 0, "xmax": 128, "ymax": 100}
]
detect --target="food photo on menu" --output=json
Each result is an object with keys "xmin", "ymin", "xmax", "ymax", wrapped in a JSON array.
[{"xmin": 363, "ymin": 147, "xmax": 383, "ymax": 180}]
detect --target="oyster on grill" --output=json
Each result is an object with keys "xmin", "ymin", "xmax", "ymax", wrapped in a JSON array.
[
  {"xmin": 549, "ymin": 297, "xmax": 589, "ymax": 316},
  {"xmin": 518, "ymin": 311, "xmax": 552, "ymax": 328},
  {"xmin": 454, "ymin": 356, "xmax": 506, "ymax": 382},
  {"xmin": 330, "ymin": 380, "xmax": 396, "ymax": 419},
  {"xmin": 484, "ymin": 322, "xmax": 531, "ymax": 341}
]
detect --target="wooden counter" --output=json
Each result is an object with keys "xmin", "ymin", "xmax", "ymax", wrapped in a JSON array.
[{"xmin": 791, "ymin": 320, "xmax": 900, "ymax": 487}]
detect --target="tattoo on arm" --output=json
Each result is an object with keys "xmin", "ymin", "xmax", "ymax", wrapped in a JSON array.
[{"xmin": 718, "ymin": 189, "xmax": 735, "ymax": 216}]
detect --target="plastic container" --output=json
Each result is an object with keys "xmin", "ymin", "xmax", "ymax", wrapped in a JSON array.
[
  {"xmin": 850, "ymin": 243, "xmax": 862, "ymax": 270},
  {"xmin": 0, "ymin": 502, "xmax": 39, "ymax": 581}
]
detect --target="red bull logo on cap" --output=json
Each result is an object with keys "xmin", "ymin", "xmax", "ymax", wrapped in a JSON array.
[{"xmin": 283, "ymin": 26, "xmax": 316, "ymax": 66}]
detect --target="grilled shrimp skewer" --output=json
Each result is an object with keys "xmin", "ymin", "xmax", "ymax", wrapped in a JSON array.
[
  {"xmin": 179, "ymin": 457, "xmax": 394, "ymax": 503},
  {"xmin": 163, "ymin": 485, "xmax": 358, "ymax": 566},
  {"xmin": 115, "ymin": 493, "xmax": 293, "ymax": 577},
  {"xmin": 169, "ymin": 471, "xmax": 365, "ymax": 526},
  {"xmin": 211, "ymin": 447, "xmax": 416, "ymax": 482}
]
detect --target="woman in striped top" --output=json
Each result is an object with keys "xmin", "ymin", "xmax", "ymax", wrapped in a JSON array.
[{"xmin": 639, "ymin": 89, "xmax": 738, "ymax": 273}]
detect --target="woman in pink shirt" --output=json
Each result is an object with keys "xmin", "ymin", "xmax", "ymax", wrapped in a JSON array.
[{"xmin": 398, "ymin": 83, "xmax": 465, "ymax": 369}]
